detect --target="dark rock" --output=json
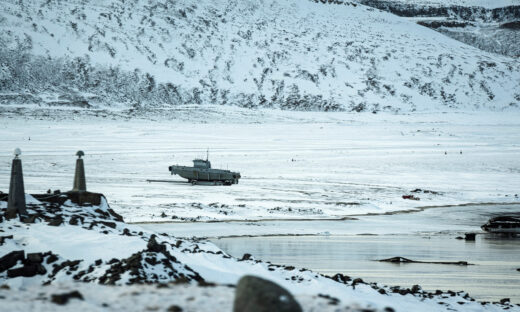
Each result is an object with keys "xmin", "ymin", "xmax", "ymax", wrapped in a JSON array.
[
  {"xmin": 0, "ymin": 250, "xmax": 25, "ymax": 273},
  {"xmin": 465, "ymin": 233, "xmax": 476, "ymax": 241},
  {"xmin": 240, "ymin": 253, "xmax": 252, "ymax": 261},
  {"xmin": 330, "ymin": 273, "xmax": 351, "ymax": 283},
  {"xmin": 0, "ymin": 235, "xmax": 13, "ymax": 245},
  {"xmin": 21, "ymin": 215, "xmax": 37, "ymax": 224},
  {"xmin": 51, "ymin": 290, "xmax": 84, "ymax": 305},
  {"xmin": 7, "ymin": 263, "xmax": 46, "ymax": 277},
  {"xmin": 51, "ymin": 260, "xmax": 81, "ymax": 276},
  {"xmin": 167, "ymin": 305, "xmax": 183, "ymax": 312},
  {"xmin": 379, "ymin": 256, "xmax": 413, "ymax": 263},
  {"xmin": 107, "ymin": 208, "xmax": 124, "ymax": 222},
  {"xmin": 94, "ymin": 259, "xmax": 102, "ymax": 266},
  {"xmin": 145, "ymin": 256, "xmax": 158, "ymax": 266},
  {"xmin": 122, "ymin": 228, "xmax": 131, "ymax": 236},
  {"xmin": 378, "ymin": 288, "xmax": 387, "ymax": 295},
  {"xmin": 352, "ymin": 278, "xmax": 364, "ymax": 286},
  {"xmin": 500, "ymin": 298, "xmax": 510, "ymax": 304},
  {"xmin": 384, "ymin": 308, "xmax": 395, "ymax": 312},
  {"xmin": 411, "ymin": 284, "xmax": 422, "ymax": 293},
  {"xmin": 317, "ymin": 293, "xmax": 339, "ymax": 305},
  {"xmin": 69, "ymin": 215, "xmax": 83, "ymax": 225},
  {"xmin": 26, "ymin": 253, "xmax": 43, "ymax": 263},
  {"xmin": 147, "ymin": 235, "xmax": 166, "ymax": 253},
  {"xmin": 233, "ymin": 275, "xmax": 302, "ymax": 312},
  {"xmin": 46, "ymin": 254, "xmax": 58, "ymax": 264},
  {"xmin": 48, "ymin": 218, "xmax": 63, "ymax": 226},
  {"xmin": 99, "ymin": 221, "xmax": 116, "ymax": 229}
]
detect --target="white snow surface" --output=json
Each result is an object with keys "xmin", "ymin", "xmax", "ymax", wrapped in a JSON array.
[
  {"xmin": 1, "ymin": 195, "xmax": 518, "ymax": 311},
  {"xmin": 0, "ymin": 0, "xmax": 519, "ymax": 111},
  {"xmin": 1, "ymin": 110, "xmax": 519, "ymax": 223}
]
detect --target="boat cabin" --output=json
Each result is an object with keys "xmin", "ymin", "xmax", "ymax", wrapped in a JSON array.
[{"xmin": 193, "ymin": 159, "xmax": 211, "ymax": 169}]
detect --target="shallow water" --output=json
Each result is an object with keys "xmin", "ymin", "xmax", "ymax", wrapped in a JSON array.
[
  {"xmin": 213, "ymin": 233, "xmax": 520, "ymax": 303},
  {"xmin": 206, "ymin": 204, "xmax": 520, "ymax": 303},
  {"xmin": 144, "ymin": 203, "xmax": 520, "ymax": 303}
]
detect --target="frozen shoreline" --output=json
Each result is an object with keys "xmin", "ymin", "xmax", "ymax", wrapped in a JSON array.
[{"xmin": 1, "ymin": 109, "xmax": 519, "ymax": 224}]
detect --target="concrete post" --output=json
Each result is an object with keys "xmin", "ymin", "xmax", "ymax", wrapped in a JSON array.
[
  {"xmin": 6, "ymin": 148, "xmax": 27, "ymax": 220},
  {"xmin": 72, "ymin": 151, "xmax": 87, "ymax": 192}
]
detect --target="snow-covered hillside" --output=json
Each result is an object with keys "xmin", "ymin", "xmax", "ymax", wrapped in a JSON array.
[
  {"xmin": 0, "ymin": 0, "xmax": 519, "ymax": 113},
  {"xmin": 355, "ymin": 0, "xmax": 520, "ymax": 57}
]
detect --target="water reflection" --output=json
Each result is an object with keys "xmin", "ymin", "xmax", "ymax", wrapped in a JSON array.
[{"xmin": 213, "ymin": 233, "xmax": 520, "ymax": 303}]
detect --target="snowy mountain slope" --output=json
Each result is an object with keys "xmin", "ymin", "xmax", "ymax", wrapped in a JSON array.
[
  {"xmin": 371, "ymin": 0, "xmax": 520, "ymax": 9},
  {"xmin": 355, "ymin": 0, "xmax": 520, "ymax": 57},
  {"xmin": 0, "ymin": 0, "xmax": 519, "ymax": 112}
]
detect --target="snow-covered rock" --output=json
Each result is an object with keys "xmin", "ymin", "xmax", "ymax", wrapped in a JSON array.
[{"xmin": 1, "ymin": 193, "xmax": 519, "ymax": 311}]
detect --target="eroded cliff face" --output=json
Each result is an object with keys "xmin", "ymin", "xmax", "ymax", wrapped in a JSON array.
[{"xmin": 356, "ymin": 0, "xmax": 520, "ymax": 57}]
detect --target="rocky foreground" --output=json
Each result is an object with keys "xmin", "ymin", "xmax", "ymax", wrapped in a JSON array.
[{"xmin": 1, "ymin": 192, "xmax": 519, "ymax": 311}]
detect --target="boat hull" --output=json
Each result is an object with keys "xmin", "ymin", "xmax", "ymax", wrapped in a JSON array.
[{"xmin": 168, "ymin": 165, "xmax": 240, "ymax": 185}]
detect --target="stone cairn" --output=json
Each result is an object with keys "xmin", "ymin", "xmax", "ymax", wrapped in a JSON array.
[{"xmin": 5, "ymin": 148, "xmax": 27, "ymax": 220}]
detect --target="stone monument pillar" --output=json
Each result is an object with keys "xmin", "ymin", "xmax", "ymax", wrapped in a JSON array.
[
  {"xmin": 6, "ymin": 148, "xmax": 27, "ymax": 220},
  {"xmin": 72, "ymin": 150, "xmax": 86, "ymax": 192}
]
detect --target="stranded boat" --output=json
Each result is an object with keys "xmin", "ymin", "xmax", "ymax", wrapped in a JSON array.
[
  {"xmin": 168, "ymin": 153, "xmax": 240, "ymax": 185},
  {"xmin": 481, "ymin": 216, "xmax": 520, "ymax": 233}
]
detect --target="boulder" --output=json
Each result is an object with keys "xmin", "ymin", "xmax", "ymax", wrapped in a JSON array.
[
  {"xmin": 26, "ymin": 253, "xmax": 43, "ymax": 263},
  {"xmin": 21, "ymin": 215, "xmax": 37, "ymax": 224},
  {"xmin": 7, "ymin": 263, "xmax": 46, "ymax": 277},
  {"xmin": 0, "ymin": 250, "xmax": 25, "ymax": 273},
  {"xmin": 46, "ymin": 253, "xmax": 59, "ymax": 264},
  {"xmin": 48, "ymin": 218, "xmax": 63, "ymax": 226},
  {"xmin": 465, "ymin": 233, "xmax": 476, "ymax": 241},
  {"xmin": 147, "ymin": 235, "xmax": 166, "ymax": 253},
  {"xmin": 51, "ymin": 290, "xmax": 84, "ymax": 305},
  {"xmin": 233, "ymin": 275, "xmax": 302, "ymax": 312}
]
